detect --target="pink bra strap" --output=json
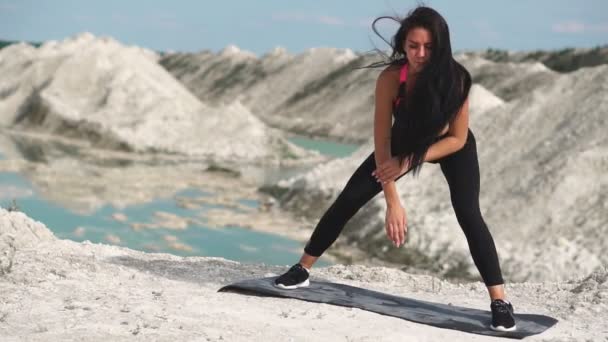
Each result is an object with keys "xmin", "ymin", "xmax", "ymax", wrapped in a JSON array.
[
  {"xmin": 400, "ymin": 63, "xmax": 408, "ymax": 83},
  {"xmin": 393, "ymin": 63, "xmax": 409, "ymax": 107}
]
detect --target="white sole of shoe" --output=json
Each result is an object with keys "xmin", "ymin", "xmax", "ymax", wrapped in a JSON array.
[
  {"xmin": 490, "ymin": 324, "xmax": 517, "ymax": 332},
  {"xmin": 273, "ymin": 279, "xmax": 310, "ymax": 290}
]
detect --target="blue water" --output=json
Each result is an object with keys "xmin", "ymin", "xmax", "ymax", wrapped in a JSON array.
[
  {"xmin": 0, "ymin": 171, "xmax": 324, "ymax": 266},
  {"xmin": 0, "ymin": 135, "xmax": 361, "ymax": 266},
  {"xmin": 287, "ymin": 135, "xmax": 360, "ymax": 158}
]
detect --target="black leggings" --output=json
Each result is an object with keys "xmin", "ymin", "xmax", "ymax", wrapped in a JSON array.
[{"xmin": 303, "ymin": 129, "xmax": 504, "ymax": 286}]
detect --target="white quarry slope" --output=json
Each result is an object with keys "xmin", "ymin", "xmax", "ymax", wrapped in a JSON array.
[
  {"xmin": 161, "ymin": 45, "xmax": 357, "ymax": 110},
  {"xmin": 468, "ymin": 84, "xmax": 504, "ymax": 113},
  {"xmin": 456, "ymin": 54, "xmax": 559, "ymax": 101},
  {"xmin": 161, "ymin": 47, "xmax": 372, "ymax": 142},
  {"xmin": 1, "ymin": 208, "xmax": 606, "ymax": 341},
  {"xmin": 161, "ymin": 50, "xmax": 545, "ymax": 142},
  {"xmin": 273, "ymin": 65, "xmax": 608, "ymax": 283},
  {"xmin": 0, "ymin": 33, "xmax": 313, "ymax": 164},
  {"xmin": 459, "ymin": 46, "xmax": 608, "ymax": 73}
]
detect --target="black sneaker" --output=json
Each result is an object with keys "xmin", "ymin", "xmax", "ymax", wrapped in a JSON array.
[
  {"xmin": 273, "ymin": 264, "xmax": 310, "ymax": 289},
  {"xmin": 490, "ymin": 299, "xmax": 517, "ymax": 332}
]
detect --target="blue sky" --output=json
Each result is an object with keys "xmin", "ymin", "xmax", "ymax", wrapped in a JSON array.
[{"xmin": 0, "ymin": 0, "xmax": 606, "ymax": 55}]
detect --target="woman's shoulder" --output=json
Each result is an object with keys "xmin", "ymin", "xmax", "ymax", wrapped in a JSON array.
[
  {"xmin": 380, "ymin": 63, "xmax": 402, "ymax": 76},
  {"xmin": 375, "ymin": 64, "xmax": 403, "ymax": 100},
  {"xmin": 377, "ymin": 64, "xmax": 402, "ymax": 86}
]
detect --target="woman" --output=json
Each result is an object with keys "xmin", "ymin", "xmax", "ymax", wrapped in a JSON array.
[{"xmin": 273, "ymin": 6, "xmax": 516, "ymax": 332}]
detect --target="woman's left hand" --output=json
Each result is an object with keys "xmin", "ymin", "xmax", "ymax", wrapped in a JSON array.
[{"xmin": 372, "ymin": 156, "xmax": 412, "ymax": 184}]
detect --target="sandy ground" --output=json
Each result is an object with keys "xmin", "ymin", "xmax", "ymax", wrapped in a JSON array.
[{"xmin": 1, "ymin": 210, "xmax": 607, "ymax": 341}]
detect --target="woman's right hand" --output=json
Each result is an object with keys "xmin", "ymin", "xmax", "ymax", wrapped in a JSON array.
[{"xmin": 385, "ymin": 204, "xmax": 407, "ymax": 247}]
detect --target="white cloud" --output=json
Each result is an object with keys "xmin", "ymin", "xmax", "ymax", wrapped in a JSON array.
[
  {"xmin": 271, "ymin": 11, "xmax": 345, "ymax": 27},
  {"xmin": 357, "ymin": 16, "xmax": 398, "ymax": 29},
  {"xmin": 552, "ymin": 20, "xmax": 608, "ymax": 33},
  {"xmin": 317, "ymin": 15, "xmax": 344, "ymax": 26}
]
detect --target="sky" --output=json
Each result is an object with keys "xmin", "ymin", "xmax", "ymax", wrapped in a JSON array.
[{"xmin": 0, "ymin": 0, "xmax": 606, "ymax": 56}]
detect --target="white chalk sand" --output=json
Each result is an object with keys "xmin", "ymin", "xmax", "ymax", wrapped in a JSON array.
[{"xmin": 1, "ymin": 208, "xmax": 606, "ymax": 341}]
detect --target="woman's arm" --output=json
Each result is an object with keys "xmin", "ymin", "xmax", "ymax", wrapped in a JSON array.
[
  {"xmin": 373, "ymin": 70, "xmax": 400, "ymax": 207},
  {"xmin": 424, "ymin": 96, "xmax": 470, "ymax": 162},
  {"xmin": 374, "ymin": 69, "xmax": 407, "ymax": 248}
]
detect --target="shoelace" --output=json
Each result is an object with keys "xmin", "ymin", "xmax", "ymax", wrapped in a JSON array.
[{"xmin": 493, "ymin": 301, "xmax": 511, "ymax": 314}]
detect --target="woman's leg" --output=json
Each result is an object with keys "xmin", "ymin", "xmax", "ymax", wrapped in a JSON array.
[
  {"xmin": 438, "ymin": 130, "xmax": 506, "ymax": 298},
  {"xmin": 300, "ymin": 151, "xmax": 408, "ymax": 268}
]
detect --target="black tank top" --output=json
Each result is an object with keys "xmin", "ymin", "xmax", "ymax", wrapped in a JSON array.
[{"xmin": 389, "ymin": 63, "xmax": 449, "ymax": 156}]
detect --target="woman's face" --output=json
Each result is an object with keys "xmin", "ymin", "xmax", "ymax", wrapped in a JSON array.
[{"xmin": 404, "ymin": 27, "xmax": 432, "ymax": 73}]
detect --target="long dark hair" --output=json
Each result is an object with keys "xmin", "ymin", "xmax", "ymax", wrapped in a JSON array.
[{"xmin": 360, "ymin": 6, "xmax": 471, "ymax": 177}]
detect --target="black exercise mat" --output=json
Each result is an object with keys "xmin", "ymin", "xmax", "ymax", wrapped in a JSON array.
[{"xmin": 218, "ymin": 277, "xmax": 558, "ymax": 339}]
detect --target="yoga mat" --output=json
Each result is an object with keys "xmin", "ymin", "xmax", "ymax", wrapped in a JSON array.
[{"xmin": 219, "ymin": 277, "xmax": 558, "ymax": 339}]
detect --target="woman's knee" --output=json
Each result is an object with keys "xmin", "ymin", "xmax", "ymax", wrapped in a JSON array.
[
  {"xmin": 339, "ymin": 156, "xmax": 381, "ymax": 204},
  {"xmin": 336, "ymin": 183, "xmax": 378, "ymax": 209}
]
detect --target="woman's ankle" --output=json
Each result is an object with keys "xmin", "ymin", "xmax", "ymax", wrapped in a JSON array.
[
  {"xmin": 300, "ymin": 264, "xmax": 311, "ymax": 273},
  {"xmin": 299, "ymin": 253, "xmax": 318, "ymax": 270},
  {"xmin": 487, "ymin": 284, "xmax": 506, "ymax": 301}
]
